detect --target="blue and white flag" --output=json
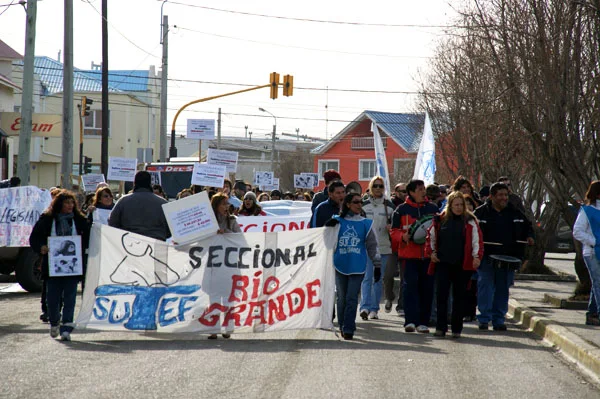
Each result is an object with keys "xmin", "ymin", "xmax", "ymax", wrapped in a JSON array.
[
  {"xmin": 413, "ymin": 112, "xmax": 436, "ymax": 185},
  {"xmin": 372, "ymin": 122, "xmax": 391, "ymax": 197}
]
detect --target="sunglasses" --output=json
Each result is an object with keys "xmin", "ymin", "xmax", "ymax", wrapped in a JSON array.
[
  {"xmin": 351, "ymin": 200, "xmax": 363, "ymax": 205},
  {"xmin": 372, "ymin": 184, "xmax": 384, "ymax": 189}
]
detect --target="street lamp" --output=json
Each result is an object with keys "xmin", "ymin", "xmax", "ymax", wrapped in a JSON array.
[{"xmin": 259, "ymin": 107, "xmax": 277, "ymax": 172}]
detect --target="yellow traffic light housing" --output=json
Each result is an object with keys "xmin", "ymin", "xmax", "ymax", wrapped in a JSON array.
[
  {"xmin": 283, "ymin": 75, "xmax": 293, "ymax": 96},
  {"xmin": 81, "ymin": 96, "xmax": 93, "ymax": 117},
  {"xmin": 269, "ymin": 72, "xmax": 280, "ymax": 99}
]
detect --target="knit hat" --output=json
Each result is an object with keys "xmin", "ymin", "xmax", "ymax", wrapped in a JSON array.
[
  {"xmin": 323, "ymin": 169, "xmax": 342, "ymax": 184},
  {"xmin": 244, "ymin": 191, "xmax": 257, "ymax": 201}
]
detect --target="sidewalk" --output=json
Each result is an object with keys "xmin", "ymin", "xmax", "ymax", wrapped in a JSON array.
[{"xmin": 508, "ymin": 253, "xmax": 600, "ymax": 378}]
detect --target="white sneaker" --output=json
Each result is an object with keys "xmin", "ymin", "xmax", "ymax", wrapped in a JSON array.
[
  {"xmin": 368, "ymin": 311, "xmax": 378, "ymax": 319},
  {"xmin": 50, "ymin": 326, "xmax": 59, "ymax": 338},
  {"xmin": 384, "ymin": 300, "xmax": 392, "ymax": 313},
  {"xmin": 359, "ymin": 309, "xmax": 369, "ymax": 320},
  {"xmin": 60, "ymin": 331, "xmax": 71, "ymax": 341},
  {"xmin": 404, "ymin": 323, "xmax": 416, "ymax": 332},
  {"xmin": 416, "ymin": 325, "xmax": 430, "ymax": 333}
]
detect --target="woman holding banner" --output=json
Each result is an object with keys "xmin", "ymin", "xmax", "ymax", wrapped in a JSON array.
[
  {"xmin": 326, "ymin": 192, "xmax": 382, "ymax": 340},
  {"xmin": 86, "ymin": 187, "xmax": 115, "ymax": 225},
  {"xmin": 29, "ymin": 190, "xmax": 90, "ymax": 342}
]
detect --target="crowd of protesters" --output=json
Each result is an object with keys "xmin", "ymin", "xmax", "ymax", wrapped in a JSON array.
[{"xmin": 19, "ymin": 168, "xmax": 600, "ymax": 341}]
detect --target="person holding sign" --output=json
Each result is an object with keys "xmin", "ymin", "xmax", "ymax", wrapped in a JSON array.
[
  {"xmin": 29, "ymin": 190, "xmax": 90, "ymax": 341},
  {"xmin": 325, "ymin": 193, "xmax": 381, "ymax": 340},
  {"xmin": 86, "ymin": 187, "xmax": 115, "ymax": 225},
  {"xmin": 212, "ymin": 193, "xmax": 241, "ymax": 234}
]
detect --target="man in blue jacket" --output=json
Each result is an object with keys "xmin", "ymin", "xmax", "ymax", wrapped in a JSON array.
[{"xmin": 311, "ymin": 181, "xmax": 345, "ymax": 228}]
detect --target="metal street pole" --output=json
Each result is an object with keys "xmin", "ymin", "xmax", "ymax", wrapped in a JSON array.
[
  {"xmin": 259, "ymin": 107, "xmax": 277, "ymax": 172},
  {"xmin": 159, "ymin": 14, "xmax": 168, "ymax": 161},
  {"xmin": 101, "ymin": 0, "xmax": 109, "ymax": 176},
  {"xmin": 61, "ymin": 0, "xmax": 74, "ymax": 189},
  {"xmin": 17, "ymin": 0, "xmax": 37, "ymax": 184}
]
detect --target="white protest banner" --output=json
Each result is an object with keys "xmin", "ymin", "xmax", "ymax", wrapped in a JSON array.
[
  {"xmin": 92, "ymin": 209, "xmax": 111, "ymax": 225},
  {"xmin": 254, "ymin": 171, "xmax": 274, "ymax": 186},
  {"xmin": 187, "ymin": 119, "xmax": 215, "ymax": 140},
  {"xmin": 191, "ymin": 163, "xmax": 227, "ymax": 187},
  {"xmin": 81, "ymin": 174, "xmax": 105, "ymax": 192},
  {"xmin": 0, "ymin": 186, "xmax": 52, "ymax": 247},
  {"xmin": 76, "ymin": 224, "xmax": 337, "ymax": 333},
  {"xmin": 206, "ymin": 148, "xmax": 238, "ymax": 173},
  {"xmin": 107, "ymin": 157, "xmax": 137, "ymax": 182},
  {"xmin": 260, "ymin": 178, "xmax": 279, "ymax": 192},
  {"xmin": 48, "ymin": 235, "xmax": 83, "ymax": 277},
  {"xmin": 162, "ymin": 191, "xmax": 217, "ymax": 244},
  {"xmin": 236, "ymin": 214, "xmax": 311, "ymax": 233},
  {"xmin": 294, "ymin": 174, "xmax": 315, "ymax": 189}
]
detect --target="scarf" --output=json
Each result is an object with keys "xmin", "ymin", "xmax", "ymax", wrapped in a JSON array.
[{"xmin": 55, "ymin": 212, "xmax": 74, "ymax": 236}]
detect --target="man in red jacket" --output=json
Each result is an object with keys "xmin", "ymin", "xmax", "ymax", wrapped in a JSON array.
[{"xmin": 390, "ymin": 179, "xmax": 439, "ymax": 333}]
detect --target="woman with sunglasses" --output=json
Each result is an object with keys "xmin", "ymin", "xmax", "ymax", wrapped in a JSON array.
[
  {"xmin": 360, "ymin": 176, "xmax": 396, "ymax": 320},
  {"xmin": 326, "ymin": 192, "xmax": 381, "ymax": 340},
  {"xmin": 86, "ymin": 187, "xmax": 115, "ymax": 225}
]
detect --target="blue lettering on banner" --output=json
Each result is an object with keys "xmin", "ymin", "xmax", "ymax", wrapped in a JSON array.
[{"xmin": 93, "ymin": 285, "xmax": 200, "ymax": 330}]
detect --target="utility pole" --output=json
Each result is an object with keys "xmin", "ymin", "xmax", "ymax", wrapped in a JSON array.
[
  {"xmin": 271, "ymin": 124, "xmax": 276, "ymax": 172},
  {"xmin": 244, "ymin": 125, "xmax": 248, "ymax": 139},
  {"xmin": 61, "ymin": 0, "xmax": 74, "ymax": 189},
  {"xmin": 17, "ymin": 0, "xmax": 37, "ymax": 184},
  {"xmin": 159, "ymin": 15, "xmax": 168, "ymax": 161},
  {"xmin": 296, "ymin": 128, "xmax": 300, "ymax": 141},
  {"xmin": 101, "ymin": 0, "xmax": 109, "ymax": 176},
  {"xmin": 217, "ymin": 108, "xmax": 222, "ymax": 149}
]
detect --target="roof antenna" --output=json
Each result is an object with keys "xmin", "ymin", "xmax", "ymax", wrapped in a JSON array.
[
  {"xmin": 57, "ymin": 50, "xmax": 61, "ymax": 62},
  {"xmin": 325, "ymin": 86, "xmax": 329, "ymax": 140}
]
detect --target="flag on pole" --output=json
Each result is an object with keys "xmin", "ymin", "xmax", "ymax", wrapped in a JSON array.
[
  {"xmin": 413, "ymin": 112, "xmax": 436, "ymax": 185},
  {"xmin": 372, "ymin": 122, "xmax": 391, "ymax": 197}
]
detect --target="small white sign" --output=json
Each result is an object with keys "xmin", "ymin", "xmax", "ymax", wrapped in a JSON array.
[
  {"xmin": 149, "ymin": 171, "xmax": 161, "ymax": 186},
  {"xmin": 187, "ymin": 119, "xmax": 215, "ymax": 140},
  {"xmin": 254, "ymin": 171, "xmax": 274, "ymax": 186},
  {"xmin": 301, "ymin": 173, "xmax": 319, "ymax": 187},
  {"xmin": 294, "ymin": 174, "xmax": 316, "ymax": 189},
  {"xmin": 260, "ymin": 178, "xmax": 280, "ymax": 192},
  {"xmin": 92, "ymin": 209, "xmax": 111, "ymax": 225},
  {"xmin": 81, "ymin": 174, "xmax": 106, "ymax": 192},
  {"xmin": 191, "ymin": 163, "xmax": 227, "ymax": 187},
  {"xmin": 107, "ymin": 157, "xmax": 137, "ymax": 182},
  {"xmin": 48, "ymin": 235, "xmax": 83, "ymax": 277},
  {"xmin": 162, "ymin": 191, "xmax": 218, "ymax": 244},
  {"xmin": 206, "ymin": 148, "xmax": 238, "ymax": 173}
]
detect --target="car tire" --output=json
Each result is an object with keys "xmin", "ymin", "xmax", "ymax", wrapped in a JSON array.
[{"xmin": 15, "ymin": 248, "xmax": 43, "ymax": 292}]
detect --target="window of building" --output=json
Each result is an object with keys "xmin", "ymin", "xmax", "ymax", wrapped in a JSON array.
[
  {"xmin": 84, "ymin": 110, "xmax": 110, "ymax": 137},
  {"xmin": 359, "ymin": 159, "xmax": 377, "ymax": 181},
  {"xmin": 318, "ymin": 159, "xmax": 339, "ymax": 180}
]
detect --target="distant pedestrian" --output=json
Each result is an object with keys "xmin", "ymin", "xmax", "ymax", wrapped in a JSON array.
[{"xmin": 573, "ymin": 180, "xmax": 600, "ymax": 326}]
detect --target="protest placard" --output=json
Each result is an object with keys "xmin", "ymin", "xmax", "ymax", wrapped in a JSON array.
[
  {"xmin": 81, "ymin": 174, "xmax": 106, "ymax": 192},
  {"xmin": 301, "ymin": 173, "xmax": 319, "ymax": 187},
  {"xmin": 48, "ymin": 235, "xmax": 83, "ymax": 277},
  {"xmin": 294, "ymin": 174, "xmax": 316, "ymax": 189},
  {"xmin": 187, "ymin": 119, "xmax": 215, "ymax": 140},
  {"xmin": 76, "ymin": 224, "xmax": 337, "ymax": 333},
  {"xmin": 191, "ymin": 163, "xmax": 227, "ymax": 187},
  {"xmin": 161, "ymin": 191, "xmax": 218, "ymax": 245},
  {"xmin": 260, "ymin": 177, "xmax": 279, "ymax": 192},
  {"xmin": 107, "ymin": 157, "xmax": 137, "ymax": 182},
  {"xmin": 92, "ymin": 209, "xmax": 111, "ymax": 225},
  {"xmin": 254, "ymin": 171, "xmax": 274, "ymax": 186},
  {"xmin": 206, "ymin": 148, "xmax": 238, "ymax": 173},
  {"xmin": 0, "ymin": 186, "xmax": 52, "ymax": 247},
  {"xmin": 149, "ymin": 171, "xmax": 161, "ymax": 186}
]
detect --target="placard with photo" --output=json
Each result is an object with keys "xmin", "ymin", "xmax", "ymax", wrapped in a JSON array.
[{"xmin": 48, "ymin": 235, "xmax": 83, "ymax": 277}]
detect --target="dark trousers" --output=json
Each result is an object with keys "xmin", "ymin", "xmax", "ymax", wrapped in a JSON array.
[
  {"xmin": 41, "ymin": 279, "xmax": 47, "ymax": 313},
  {"xmin": 403, "ymin": 259, "xmax": 434, "ymax": 326},
  {"xmin": 384, "ymin": 255, "xmax": 405, "ymax": 310},
  {"xmin": 46, "ymin": 276, "xmax": 79, "ymax": 334},
  {"xmin": 335, "ymin": 271, "xmax": 364, "ymax": 335},
  {"xmin": 435, "ymin": 262, "xmax": 471, "ymax": 333},
  {"xmin": 464, "ymin": 275, "xmax": 478, "ymax": 319}
]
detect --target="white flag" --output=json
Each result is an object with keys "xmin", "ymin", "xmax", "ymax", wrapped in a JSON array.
[
  {"xmin": 372, "ymin": 122, "xmax": 391, "ymax": 197},
  {"xmin": 413, "ymin": 112, "xmax": 436, "ymax": 185}
]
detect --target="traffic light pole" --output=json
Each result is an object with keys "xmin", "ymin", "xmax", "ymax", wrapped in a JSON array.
[
  {"xmin": 77, "ymin": 104, "xmax": 83, "ymax": 176},
  {"xmin": 169, "ymin": 84, "xmax": 269, "ymax": 160}
]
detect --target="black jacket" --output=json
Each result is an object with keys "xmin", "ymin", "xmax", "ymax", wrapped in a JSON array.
[
  {"xmin": 311, "ymin": 198, "xmax": 340, "ymax": 228},
  {"xmin": 474, "ymin": 201, "xmax": 534, "ymax": 260},
  {"xmin": 29, "ymin": 212, "xmax": 91, "ymax": 279}
]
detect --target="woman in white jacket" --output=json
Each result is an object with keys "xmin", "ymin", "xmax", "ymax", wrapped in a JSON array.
[{"xmin": 573, "ymin": 180, "xmax": 600, "ymax": 326}]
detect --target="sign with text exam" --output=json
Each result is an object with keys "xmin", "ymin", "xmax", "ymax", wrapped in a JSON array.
[
  {"xmin": 187, "ymin": 119, "xmax": 215, "ymax": 140},
  {"xmin": 107, "ymin": 157, "xmax": 137, "ymax": 182},
  {"xmin": 162, "ymin": 191, "xmax": 218, "ymax": 244},
  {"xmin": 81, "ymin": 174, "xmax": 106, "ymax": 192},
  {"xmin": 206, "ymin": 148, "xmax": 238, "ymax": 173},
  {"xmin": 191, "ymin": 163, "xmax": 227, "ymax": 187}
]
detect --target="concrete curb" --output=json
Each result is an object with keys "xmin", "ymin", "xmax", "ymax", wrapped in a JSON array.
[{"xmin": 508, "ymin": 298, "xmax": 600, "ymax": 377}]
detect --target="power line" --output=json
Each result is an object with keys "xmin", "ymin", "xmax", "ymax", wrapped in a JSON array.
[
  {"xmin": 166, "ymin": 1, "xmax": 460, "ymax": 29},
  {"xmin": 0, "ymin": 0, "xmax": 18, "ymax": 17}
]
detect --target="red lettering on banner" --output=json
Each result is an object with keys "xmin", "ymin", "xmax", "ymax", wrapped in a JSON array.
[
  {"xmin": 267, "ymin": 296, "xmax": 287, "ymax": 324},
  {"xmin": 270, "ymin": 223, "xmax": 286, "ymax": 232},
  {"xmin": 263, "ymin": 276, "xmax": 279, "ymax": 295},
  {"xmin": 251, "ymin": 271, "xmax": 262, "ymax": 300},
  {"xmin": 306, "ymin": 279, "xmax": 322, "ymax": 308},
  {"xmin": 243, "ymin": 300, "xmax": 267, "ymax": 326},
  {"xmin": 223, "ymin": 304, "xmax": 247, "ymax": 327},
  {"xmin": 198, "ymin": 303, "xmax": 228, "ymax": 326},
  {"xmin": 228, "ymin": 275, "xmax": 249, "ymax": 302},
  {"xmin": 286, "ymin": 288, "xmax": 305, "ymax": 316}
]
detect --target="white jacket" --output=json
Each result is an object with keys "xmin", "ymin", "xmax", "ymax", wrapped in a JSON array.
[{"xmin": 573, "ymin": 200, "xmax": 600, "ymax": 257}]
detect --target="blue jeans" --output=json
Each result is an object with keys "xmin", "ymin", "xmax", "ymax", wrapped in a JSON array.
[
  {"xmin": 403, "ymin": 259, "xmax": 434, "ymax": 326},
  {"xmin": 477, "ymin": 257, "xmax": 513, "ymax": 326},
  {"xmin": 583, "ymin": 254, "xmax": 600, "ymax": 315},
  {"xmin": 360, "ymin": 254, "xmax": 388, "ymax": 312},
  {"xmin": 336, "ymin": 271, "xmax": 364, "ymax": 335},
  {"xmin": 46, "ymin": 276, "xmax": 79, "ymax": 334}
]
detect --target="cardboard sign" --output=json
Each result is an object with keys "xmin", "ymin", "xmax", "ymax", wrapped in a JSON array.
[
  {"xmin": 161, "ymin": 191, "xmax": 218, "ymax": 245},
  {"xmin": 0, "ymin": 186, "xmax": 52, "ymax": 247},
  {"xmin": 81, "ymin": 174, "xmax": 106, "ymax": 193},
  {"xmin": 260, "ymin": 178, "xmax": 279, "ymax": 192},
  {"xmin": 294, "ymin": 174, "xmax": 316, "ymax": 189},
  {"xmin": 254, "ymin": 171, "xmax": 274, "ymax": 186},
  {"xmin": 48, "ymin": 235, "xmax": 83, "ymax": 277},
  {"xmin": 191, "ymin": 163, "xmax": 226, "ymax": 187},
  {"xmin": 92, "ymin": 209, "xmax": 111, "ymax": 225},
  {"xmin": 301, "ymin": 173, "xmax": 319, "ymax": 187},
  {"xmin": 187, "ymin": 119, "xmax": 215, "ymax": 140},
  {"xmin": 107, "ymin": 157, "xmax": 137, "ymax": 182},
  {"xmin": 149, "ymin": 171, "xmax": 161, "ymax": 186},
  {"xmin": 206, "ymin": 148, "xmax": 238, "ymax": 173}
]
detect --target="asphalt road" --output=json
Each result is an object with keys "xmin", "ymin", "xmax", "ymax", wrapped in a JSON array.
[{"xmin": 1, "ymin": 286, "xmax": 599, "ymax": 399}]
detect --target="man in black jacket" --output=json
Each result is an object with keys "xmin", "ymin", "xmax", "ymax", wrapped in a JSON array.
[
  {"xmin": 311, "ymin": 181, "xmax": 345, "ymax": 228},
  {"xmin": 311, "ymin": 169, "xmax": 342, "ymax": 214},
  {"xmin": 474, "ymin": 182, "xmax": 534, "ymax": 331}
]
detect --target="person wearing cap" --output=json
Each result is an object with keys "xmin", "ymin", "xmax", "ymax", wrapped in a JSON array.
[
  {"xmin": 235, "ymin": 191, "xmax": 267, "ymax": 216},
  {"xmin": 311, "ymin": 169, "xmax": 342, "ymax": 214}
]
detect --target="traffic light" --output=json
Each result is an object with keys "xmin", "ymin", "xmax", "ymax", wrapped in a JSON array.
[
  {"xmin": 283, "ymin": 75, "xmax": 293, "ymax": 97},
  {"xmin": 269, "ymin": 72, "xmax": 280, "ymax": 99},
  {"xmin": 83, "ymin": 156, "xmax": 92, "ymax": 174},
  {"xmin": 81, "ymin": 96, "xmax": 93, "ymax": 117}
]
